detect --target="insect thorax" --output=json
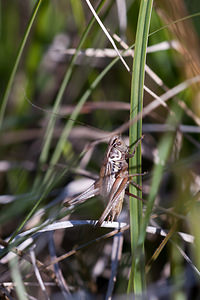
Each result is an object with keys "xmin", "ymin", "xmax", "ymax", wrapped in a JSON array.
[{"xmin": 108, "ymin": 147, "xmax": 127, "ymax": 174}]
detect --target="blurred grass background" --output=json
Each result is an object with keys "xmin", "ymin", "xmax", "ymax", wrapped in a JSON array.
[{"xmin": 0, "ymin": 0, "xmax": 200, "ymax": 299}]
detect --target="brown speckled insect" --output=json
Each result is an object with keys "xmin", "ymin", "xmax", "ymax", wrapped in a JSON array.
[{"xmin": 64, "ymin": 135, "xmax": 142, "ymax": 226}]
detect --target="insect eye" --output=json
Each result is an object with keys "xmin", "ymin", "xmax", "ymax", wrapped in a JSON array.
[{"xmin": 116, "ymin": 141, "xmax": 122, "ymax": 146}]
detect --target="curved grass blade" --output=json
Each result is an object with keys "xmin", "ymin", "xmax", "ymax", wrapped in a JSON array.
[
  {"xmin": 39, "ymin": 0, "xmax": 106, "ymax": 168},
  {"xmin": 0, "ymin": 0, "xmax": 42, "ymax": 129}
]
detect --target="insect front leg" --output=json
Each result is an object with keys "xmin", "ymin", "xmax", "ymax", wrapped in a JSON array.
[{"xmin": 127, "ymin": 135, "xmax": 144, "ymax": 159}]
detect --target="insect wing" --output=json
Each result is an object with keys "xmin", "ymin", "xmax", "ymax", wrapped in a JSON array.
[
  {"xmin": 97, "ymin": 173, "xmax": 128, "ymax": 226},
  {"xmin": 99, "ymin": 161, "xmax": 116, "ymax": 198}
]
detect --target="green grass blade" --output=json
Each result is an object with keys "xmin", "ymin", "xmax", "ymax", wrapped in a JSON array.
[
  {"xmin": 39, "ymin": 0, "xmax": 106, "ymax": 166},
  {"xmin": 0, "ymin": 0, "xmax": 42, "ymax": 129},
  {"xmin": 10, "ymin": 256, "xmax": 28, "ymax": 300},
  {"xmin": 70, "ymin": 0, "xmax": 86, "ymax": 32},
  {"xmin": 8, "ymin": 175, "xmax": 55, "ymax": 243},
  {"xmin": 128, "ymin": 0, "xmax": 153, "ymax": 294},
  {"xmin": 44, "ymin": 56, "xmax": 118, "ymax": 183},
  {"xmin": 138, "ymin": 104, "xmax": 183, "ymax": 248}
]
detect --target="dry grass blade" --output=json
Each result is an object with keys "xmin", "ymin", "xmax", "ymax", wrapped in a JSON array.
[
  {"xmin": 43, "ymin": 224, "xmax": 129, "ymax": 269},
  {"xmin": 53, "ymin": 41, "xmax": 177, "ymax": 59},
  {"xmin": 112, "ymin": 32, "xmax": 200, "ymax": 126},
  {"xmin": 146, "ymin": 223, "xmax": 177, "ymax": 273},
  {"xmin": 85, "ymin": 0, "xmax": 130, "ymax": 72},
  {"xmin": 0, "ymin": 238, "xmax": 57, "ymax": 283},
  {"xmin": 171, "ymin": 241, "xmax": 200, "ymax": 277},
  {"xmin": 105, "ymin": 233, "xmax": 124, "ymax": 300},
  {"xmin": 30, "ymin": 246, "xmax": 50, "ymax": 300},
  {"xmin": 48, "ymin": 232, "xmax": 70, "ymax": 297},
  {"xmin": 146, "ymin": 222, "xmax": 200, "ymax": 277},
  {"xmin": 117, "ymin": 75, "xmax": 200, "ymax": 135}
]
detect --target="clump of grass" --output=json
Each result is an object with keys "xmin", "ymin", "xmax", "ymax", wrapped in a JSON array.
[{"xmin": 0, "ymin": 0, "xmax": 200, "ymax": 299}]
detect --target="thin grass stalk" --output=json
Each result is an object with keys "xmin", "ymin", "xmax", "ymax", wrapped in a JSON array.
[
  {"xmin": 9, "ymin": 256, "xmax": 28, "ymax": 300},
  {"xmin": 137, "ymin": 103, "xmax": 182, "ymax": 249},
  {"xmin": 128, "ymin": 0, "xmax": 153, "ymax": 294},
  {"xmin": 190, "ymin": 204, "xmax": 200, "ymax": 271},
  {"xmin": 39, "ymin": 0, "xmax": 106, "ymax": 166},
  {"xmin": 43, "ymin": 56, "xmax": 118, "ymax": 183},
  {"xmin": 0, "ymin": 0, "xmax": 42, "ymax": 129},
  {"xmin": 8, "ymin": 174, "xmax": 55, "ymax": 243}
]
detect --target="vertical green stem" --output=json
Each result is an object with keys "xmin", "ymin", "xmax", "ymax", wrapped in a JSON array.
[{"xmin": 128, "ymin": 0, "xmax": 153, "ymax": 295}]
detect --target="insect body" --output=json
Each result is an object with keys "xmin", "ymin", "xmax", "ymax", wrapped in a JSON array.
[
  {"xmin": 64, "ymin": 135, "xmax": 140, "ymax": 226},
  {"xmin": 97, "ymin": 136, "xmax": 129, "ymax": 225}
]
